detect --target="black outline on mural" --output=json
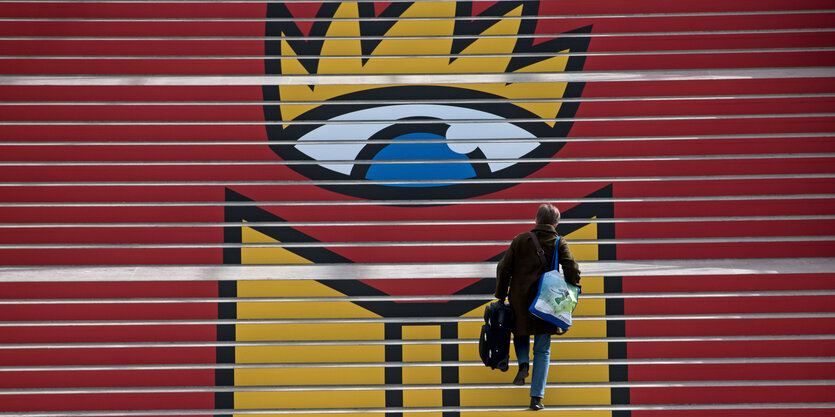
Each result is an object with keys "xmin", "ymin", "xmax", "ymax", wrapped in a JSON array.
[
  {"xmin": 218, "ymin": 1, "xmax": 616, "ymax": 412},
  {"xmin": 218, "ymin": 185, "xmax": 621, "ymax": 413},
  {"xmin": 221, "ymin": 185, "xmax": 613, "ymax": 317},
  {"xmin": 262, "ymin": 1, "xmax": 592, "ymax": 201}
]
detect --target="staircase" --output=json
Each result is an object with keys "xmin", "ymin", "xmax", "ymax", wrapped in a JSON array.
[
  {"xmin": 1, "ymin": 260, "xmax": 833, "ymax": 415},
  {"xmin": 0, "ymin": 0, "xmax": 834, "ymax": 415}
]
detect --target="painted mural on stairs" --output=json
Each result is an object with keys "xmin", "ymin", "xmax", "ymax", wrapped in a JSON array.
[{"xmin": 219, "ymin": 1, "xmax": 622, "ymax": 414}]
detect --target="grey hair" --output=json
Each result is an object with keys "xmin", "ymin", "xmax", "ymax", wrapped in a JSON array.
[{"xmin": 535, "ymin": 203, "xmax": 560, "ymax": 225}]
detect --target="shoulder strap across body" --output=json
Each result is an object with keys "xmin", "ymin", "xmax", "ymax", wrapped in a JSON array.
[{"xmin": 528, "ymin": 231, "xmax": 559, "ymax": 274}]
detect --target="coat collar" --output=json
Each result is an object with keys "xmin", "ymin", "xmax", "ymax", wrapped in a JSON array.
[{"xmin": 531, "ymin": 224, "xmax": 556, "ymax": 233}]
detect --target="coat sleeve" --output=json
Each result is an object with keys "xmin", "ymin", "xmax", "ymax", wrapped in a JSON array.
[
  {"xmin": 558, "ymin": 237, "xmax": 582, "ymax": 286},
  {"xmin": 494, "ymin": 237, "xmax": 516, "ymax": 300}
]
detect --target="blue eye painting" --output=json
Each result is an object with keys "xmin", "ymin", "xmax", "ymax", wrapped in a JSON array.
[{"xmin": 263, "ymin": 1, "xmax": 591, "ymax": 200}]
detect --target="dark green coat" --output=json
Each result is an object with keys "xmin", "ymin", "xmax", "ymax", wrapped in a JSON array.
[{"xmin": 494, "ymin": 224, "xmax": 582, "ymax": 336}]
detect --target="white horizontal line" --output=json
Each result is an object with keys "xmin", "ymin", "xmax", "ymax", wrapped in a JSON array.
[
  {"xmin": 4, "ymin": 153, "xmax": 832, "ymax": 167},
  {"xmin": 2, "ymin": 132, "xmax": 830, "ymax": 146},
  {"xmin": 0, "ymin": 335, "xmax": 831, "ymax": 350},
  {"xmin": 1, "ymin": 380, "xmax": 832, "ymax": 395},
  {"xmin": 0, "ymin": 258, "xmax": 832, "ymax": 282},
  {"xmin": 0, "ymin": 236, "xmax": 833, "ymax": 250},
  {"xmin": 0, "ymin": 9, "xmax": 832, "ymax": 21},
  {"xmin": 2, "ymin": 173, "xmax": 832, "ymax": 187},
  {"xmin": 5, "ymin": 46, "xmax": 833, "ymax": 59},
  {"xmin": 3, "ymin": 92, "xmax": 834, "ymax": 106},
  {"xmin": 0, "ymin": 403, "xmax": 831, "ymax": 416},
  {"xmin": 1, "ymin": 313, "xmax": 832, "ymax": 327},
  {"xmin": 1, "ymin": 290, "xmax": 832, "ymax": 305},
  {"xmin": 2, "ymin": 215, "xmax": 831, "ymax": 229},
  {"xmin": 1, "ymin": 194, "xmax": 831, "ymax": 208},
  {"xmin": 3, "ymin": 112, "xmax": 832, "ymax": 126},
  {"xmin": 2, "ymin": 28, "xmax": 833, "ymax": 41},
  {"xmin": 1, "ymin": 68, "xmax": 832, "ymax": 86},
  {"xmin": 1, "ymin": 357, "xmax": 830, "ymax": 372}
]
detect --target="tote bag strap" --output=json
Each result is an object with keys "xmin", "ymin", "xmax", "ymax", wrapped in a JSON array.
[{"xmin": 528, "ymin": 231, "xmax": 560, "ymax": 273}]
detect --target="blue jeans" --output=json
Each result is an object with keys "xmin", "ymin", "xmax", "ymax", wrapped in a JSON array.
[{"xmin": 514, "ymin": 333, "xmax": 551, "ymax": 399}]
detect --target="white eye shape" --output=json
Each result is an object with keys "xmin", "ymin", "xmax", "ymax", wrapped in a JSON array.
[{"xmin": 294, "ymin": 104, "xmax": 538, "ymax": 177}]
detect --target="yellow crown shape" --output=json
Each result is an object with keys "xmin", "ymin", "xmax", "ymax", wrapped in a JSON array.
[{"xmin": 270, "ymin": 1, "xmax": 590, "ymax": 127}]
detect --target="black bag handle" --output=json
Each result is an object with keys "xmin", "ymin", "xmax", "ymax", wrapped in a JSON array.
[{"xmin": 529, "ymin": 231, "xmax": 560, "ymax": 274}]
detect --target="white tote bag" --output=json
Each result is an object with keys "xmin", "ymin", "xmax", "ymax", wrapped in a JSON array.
[{"xmin": 527, "ymin": 235, "xmax": 581, "ymax": 330}]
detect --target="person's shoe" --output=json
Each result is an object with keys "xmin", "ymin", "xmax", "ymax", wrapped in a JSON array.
[
  {"xmin": 513, "ymin": 363, "xmax": 529, "ymax": 385},
  {"xmin": 529, "ymin": 396, "xmax": 545, "ymax": 411}
]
